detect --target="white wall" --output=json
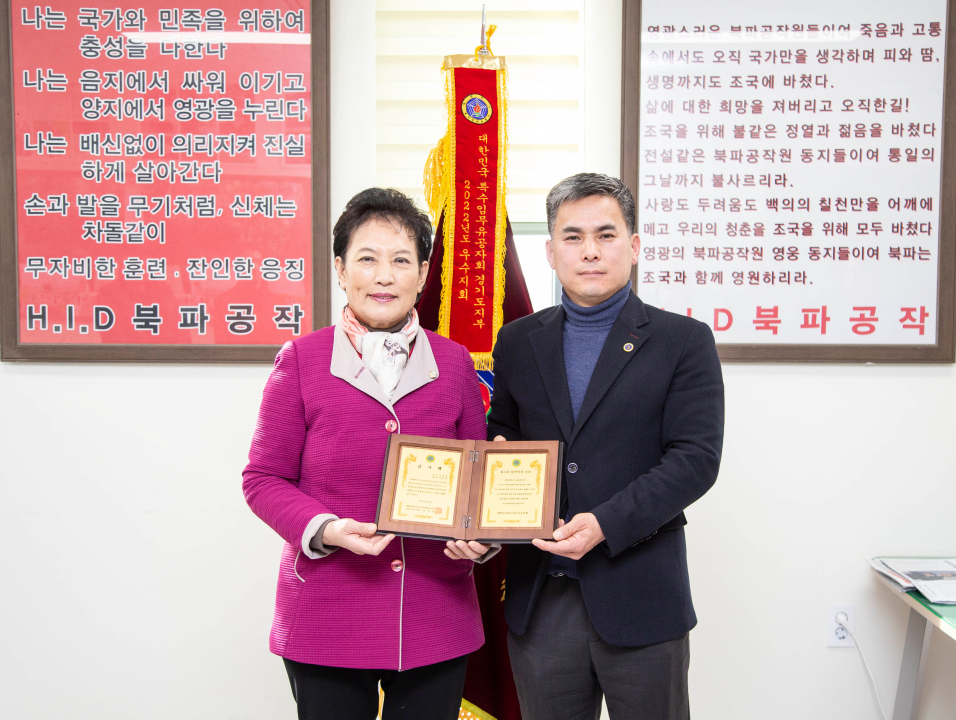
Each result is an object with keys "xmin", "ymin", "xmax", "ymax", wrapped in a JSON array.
[
  {"xmin": 329, "ymin": 0, "xmax": 376, "ymax": 312},
  {"xmin": 2, "ymin": 3, "xmax": 956, "ymax": 720},
  {"xmin": 0, "ymin": 363, "xmax": 285, "ymax": 719},
  {"xmin": 688, "ymin": 365, "xmax": 956, "ymax": 720}
]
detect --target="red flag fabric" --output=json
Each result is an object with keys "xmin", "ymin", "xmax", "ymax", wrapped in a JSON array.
[
  {"xmin": 418, "ymin": 213, "xmax": 533, "ymax": 720},
  {"xmin": 419, "ymin": 215, "xmax": 533, "ymax": 336},
  {"xmin": 461, "ymin": 546, "xmax": 520, "ymax": 720}
]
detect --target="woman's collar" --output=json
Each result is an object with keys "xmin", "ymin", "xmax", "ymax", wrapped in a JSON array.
[{"xmin": 330, "ymin": 323, "xmax": 440, "ymax": 408}]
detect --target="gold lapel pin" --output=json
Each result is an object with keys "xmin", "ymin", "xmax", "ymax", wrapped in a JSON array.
[{"xmin": 623, "ymin": 342, "xmax": 634, "ymax": 352}]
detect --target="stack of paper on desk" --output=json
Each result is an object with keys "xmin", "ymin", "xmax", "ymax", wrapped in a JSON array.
[
  {"xmin": 869, "ymin": 557, "xmax": 916, "ymax": 591},
  {"xmin": 870, "ymin": 557, "xmax": 956, "ymax": 604}
]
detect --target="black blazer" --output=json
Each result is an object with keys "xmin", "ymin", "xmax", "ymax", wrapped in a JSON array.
[{"xmin": 487, "ymin": 292, "xmax": 724, "ymax": 647}]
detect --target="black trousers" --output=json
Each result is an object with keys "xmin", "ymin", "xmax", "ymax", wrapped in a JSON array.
[
  {"xmin": 283, "ymin": 655, "xmax": 468, "ymax": 720},
  {"xmin": 507, "ymin": 575, "xmax": 690, "ymax": 720}
]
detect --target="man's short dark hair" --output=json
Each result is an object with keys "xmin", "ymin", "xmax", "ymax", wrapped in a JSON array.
[
  {"xmin": 333, "ymin": 188, "xmax": 433, "ymax": 264},
  {"xmin": 545, "ymin": 173, "xmax": 636, "ymax": 236}
]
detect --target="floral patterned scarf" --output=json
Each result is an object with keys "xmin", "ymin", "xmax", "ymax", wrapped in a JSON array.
[{"xmin": 341, "ymin": 305, "xmax": 420, "ymax": 398}]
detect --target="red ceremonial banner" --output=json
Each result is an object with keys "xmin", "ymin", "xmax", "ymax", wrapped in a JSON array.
[
  {"xmin": 422, "ymin": 55, "xmax": 508, "ymax": 371},
  {"xmin": 443, "ymin": 67, "xmax": 502, "ymax": 360}
]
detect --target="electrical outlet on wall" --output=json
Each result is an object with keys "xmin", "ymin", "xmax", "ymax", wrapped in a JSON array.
[{"xmin": 827, "ymin": 605, "xmax": 855, "ymax": 647}]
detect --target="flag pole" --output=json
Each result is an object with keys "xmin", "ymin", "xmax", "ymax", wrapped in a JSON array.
[{"xmin": 478, "ymin": 5, "xmax": 489, "ymax": 55}]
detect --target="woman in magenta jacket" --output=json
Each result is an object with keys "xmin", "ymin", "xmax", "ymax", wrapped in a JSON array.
[{"xmin": 243, "ymin": 188, "xmax": 495, "ymax": 720}]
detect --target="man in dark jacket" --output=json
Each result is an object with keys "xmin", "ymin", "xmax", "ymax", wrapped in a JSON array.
[{"xmin": 488, "ymin": 173, "xmax": 725, "ymax": 720}]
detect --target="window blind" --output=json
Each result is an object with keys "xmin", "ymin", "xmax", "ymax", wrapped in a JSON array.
[{"xmin": 375, "ymin": 1, "xmax": 585, "ymax": 224}]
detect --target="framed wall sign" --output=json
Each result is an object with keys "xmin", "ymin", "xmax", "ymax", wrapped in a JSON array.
[
  {"xmin": 0, "ymin": 0, "xmax": 330, "ymax": 362},
  {"xmin": 622, "ymin": 0, "xmax": 956, "ymax": 362}
]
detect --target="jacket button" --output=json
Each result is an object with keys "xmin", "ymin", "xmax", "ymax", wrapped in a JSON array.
[
  {"xmin": 385, "ymin": 420, "xmax": 398, "ymax": 432},
  {"xmin": 567, "ymin": 463, "xmax": 578, "ymax": 474},
  {"xmin": 390, "ymin": 559, "xmax": 403, "ymax": 572}
]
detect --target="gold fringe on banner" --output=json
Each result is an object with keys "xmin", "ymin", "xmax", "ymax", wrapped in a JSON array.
[
  {"xmin": 467, "ymin": 64, "xmax": 509, "ymax": 372},
  {"xmin": 459, "ymin": 698, "xmax": 499, "ymax": 720},
  {"xmin": 487, "ymin": 64, "xmax": 509, "ymax": 366},
  {"xmin": 436, "ymin": 66, "xmax": 457, "ymax": 341},
  {"xmin": 471, "ymin": 355, "xmax": 494, "ymax": 371},
  {"xmin": 442, "ymin": 54, "xmax": 506, "ymax": 71}
]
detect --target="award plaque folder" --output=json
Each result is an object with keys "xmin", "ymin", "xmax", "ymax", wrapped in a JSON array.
[{"xmin": 376, "ymin": 434, "xmax": 564, "ymax": 543}]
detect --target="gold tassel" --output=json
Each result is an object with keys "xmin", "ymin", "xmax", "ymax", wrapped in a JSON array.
[
  {"xmin": 459, "ymin": 698, "xmax": 499, "ymax": 720},
  {"xmin": 473, "ymin": 24, "xmax": 497, "ymax": 58},
  {"xmin": 422, "ymin": 134, "xmax": 447, "ymax": 225},
  {"xmin": 489, "ymin": 65, "xmax": 509, "ymax": 358},
  {"xmin": 470, "ymin": 352, "xmax": 494, "ymax": 371}
]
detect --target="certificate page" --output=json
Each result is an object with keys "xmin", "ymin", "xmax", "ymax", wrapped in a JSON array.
[
  {"xmin": 389, "ymin": 445, "xmax": 462, "ymax": 527},
  {"xmin": 478, "ymin": 452, "xmax": 548, "ymax": 529}
]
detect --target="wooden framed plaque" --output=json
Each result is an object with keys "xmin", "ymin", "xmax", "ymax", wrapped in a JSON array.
[{"xmin": 376, "ymin": 434, "xmax": 564, "ymax": 543}]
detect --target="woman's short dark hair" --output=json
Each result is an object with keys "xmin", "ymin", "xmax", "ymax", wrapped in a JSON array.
[{"xmin": 332, "ymin": 188, "xmax": 433, "ymax": 265}]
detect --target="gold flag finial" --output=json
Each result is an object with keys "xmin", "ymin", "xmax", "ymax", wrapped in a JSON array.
[{"xmin": 475, "ymin": 5, "xmax": 496, "ymax": 58}]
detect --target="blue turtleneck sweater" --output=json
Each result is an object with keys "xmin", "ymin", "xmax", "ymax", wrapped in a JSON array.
[
  {"xmin": 563, "ymin": 281, "xmax": 632, "ymax": 422},
  {"xmin": 549, "ymin": 281, "xmax": 632, "ymax": 579}
]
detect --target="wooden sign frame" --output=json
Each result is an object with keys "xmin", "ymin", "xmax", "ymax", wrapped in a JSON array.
[{"xmin": 621, "ymin": 0, "xmax": 956, "ymax": 362}]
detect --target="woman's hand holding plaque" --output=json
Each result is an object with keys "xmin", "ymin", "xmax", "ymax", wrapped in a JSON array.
[{"xmin": 323, "ymin": 519, "xmax": 395, "ymax": 556}]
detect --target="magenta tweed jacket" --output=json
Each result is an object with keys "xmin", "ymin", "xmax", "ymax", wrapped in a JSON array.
[{"xmin": 243, "ymin": 323, "xmax": 489, "ymax": 670}]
